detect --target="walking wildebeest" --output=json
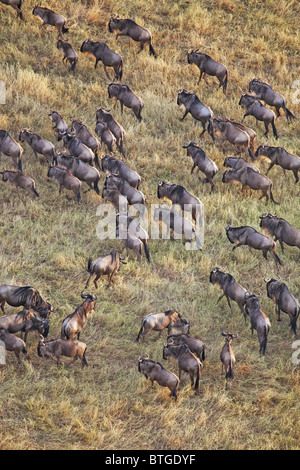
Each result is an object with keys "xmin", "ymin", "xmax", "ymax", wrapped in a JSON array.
[
  {"xmin": 117, "ymin": 227, "xmax": 143, "ymax": 262},
  {"xmin": 208, "ymin": 118, "xmax": 254, "ymax": 161},
  {"xmin": 96, "ymin": 108, "xmax": 126, "ymax": 158},
  {"xmin": 166, "ymin": 334, "xmax": 206, "ymax": 361},
  {"xmin": 222, "ymin": 167, "xmax": 279, "ymax": 204},
  {"xmin": 60, "ymin": 132, "xmax": 99, "ymax": 167},
  {"xmin": 177, "ymin": 89, "xmax": 213, "ymax": 137},
  {"xmin": 265, "ymin": 278, "xmax": 299, "ymax": 336},
  {"xmin": 55, "ymin": 154, "xmax": 100, "ymax": 194},
  {"xmin": 47, "ymin": 165, "xmax": 82, "ymax": 202},
  {"xmin": 48, "ymin": 111, "xmax": 68, "ymax": 138},
  {"xmin": 80, "ymin": 39, "xmax": 123, "ymax": 80},
  {"xmin": 38, "ymin": 337, "xmax": 88, "ymax": 368},
  {"xmin": 0, "ymin": 285, "xmax": 53, "ymax": 317},
  {"xmin": 85, "ymin": 249, "xmax": 126, "ymax": 288},
  {"xmin": 61, "ymin": 292, "xmax": 97, "ymax": 340},
  {"xmin": 57, "ymin": 39, "xmax": 78, "ymax": 71},
  {"xmin": 105, "ymin": 174, "xmax": 146, "ymax": 206},
  {"xmin": 239, "ymin": 94, "xmax": 278, "ymax": 139},
  {"xmin": 95, "ymin": 122, "xmax": 116, "ymax": 153},
  {"xmin": 102, "ymin": 184, "xmax": 129, "ymax": 212},
  {"xmin": 71, "ymin": 120, "xmax": 101, "ymax": 158},
  {"xmin": 157, "ymin": 181, "xmax": 202, "ymax": 221},
  {"xmin": 210, "ymin": 267, "xmax": 248, "ymax": 320},
  {"xmin": 0, "ymin": 170, "xmax": 39, "ymax": 199},
  {"xmin": 255, "ymin": 144, "xmax": 300, "ymax": 183},
  {"xmin": 117, "ymin": 213, "xmax": 150, "ymax": 262},
  {"xmin": 108, "ymin": 83, "xmax": 144, "ymax": 121},
  {"xmin": 136, "ymin": 310, "xmax": 187, "ymax": 342},
  {"xmin": 101, "ymin": 155, "xmax": 140, "ymax": 189},
  {"xmin": 220, "ymin": 332, "xmax": 237, "ymax": 387},
  {"xmin": 225, "ymin": 224, "xmax": 283, "ymax": 265},
  {"xmin": 244, "ymin": 293, "xmax": 271, "ymax": 355},
  {"xmin": 259, "ymin": 213, "xmax": 300, "ymax": 252},
  {"xmin": 19, "ymin": 129, "xmax": 56, "ymax": 163},
  {"xmin": 0, "ymin": 310, "xmax": 49, "ymax": 344},
  {"xmin": 0, "ymin": 130, "xmax": 23, "ymax": 170},
  {"xmin": 249, "ymin": 79, "xmax": 296, "ymax": 122},
  {"xmin": 223, "ymin": 156, "xmax": 260, "ymax": 173},
  {"xmin": 108, "ymin": 15, "xmax": 157, "ymax": 58},
  {"xmin": 182, "ymin": 142, "xmax": 218, "ymax": 192},
  {"xmin": 0, "ymin": 329, "xmax": 30, "ymax": 363},
  {"xmin": 225, "ymin": 119, "xmax": 257, "ymax": 153},
  {"xmin": 138, "ymin": 357, "xmax": 179, "ymax": 402},
  {"xmin": 187, "ymin": 50, "xmax": 228, "ymax": 93},
  {"xmin": 32, "ymin": 5, "xmax": 69, "ymax": 36},
  {"xmin": 0, "ymin": 0, "xmax": 23, "ymax": 19}
]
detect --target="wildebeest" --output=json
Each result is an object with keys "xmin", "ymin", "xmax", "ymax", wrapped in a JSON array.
[
  {"xmin": 71, "ymin": 120, "xmax": 101, "ymax": 158},
  {"xmin": 225, "ymin": 119, "xmax": 257, "ymax": 154},
  {"xmin": 102, "ymin": 184, "xmax": 128, "ymax": 212},
  {"xmin": 220, "ymin": 332, "xmax": 237, "ymax": 386},
  {"xmin": 38, "ymin": 337, "xmax": 88, "ymax": 368},
  {"xmin": 182, "ymin": 142, "xmax": 218, "ymax": 192},
  {"xmin": 0, "ymin": 0, "xmax": 23, "ymax": 19},
  {"xmin": 255, "ymin": 144, "xmax": 300, "ymax": 183},
  {"xmin": 187, "ymin": 50, "xmax": 228, "ymax": 92},
  {"xmin": 138, "ymin": 357, "xmax": 179, "ymax": 401},
  {"xmin": 19, "ymin": 129, "xmax": 56, "ymax": 163},
  {"xmin": 96, "ymin": 108, "xmax": 126, "ymax": 158},
  {"xmin": 105, "ymin": 174, "xmax": 146, "ymax": 206},
  {"xmin": 117, "ymin": 214, "xmax": 150, "ymax": 263},
  {"xmin": 249, "ymin": 79, "xmax": 295, "ymax": 122},
  {"xmin": 60, "ymin": 132, "xmax": 99, "ymax": 167},
  {"xmin": 80, "ymin": 39, "xmax": 123, "ymax": 80},
  {"xmin": 108, "ymin": 83, "xmax": 144, "ymax": 121},
  {"xmin": 166, "ymin": 334, "xmax": 206, "ymax": 361},
  {"xmin": 0, "ymin": 329, "xmax": 30, "ymax": 363},
  {"xmin": 32, "ymin": 5, "xmax": 69, "ymax": 36},
  {"xmin": 209, "ymin": 267, "xmax": 248, "ymax": 320},
  {"xmin": 61, "ymin": 292, "xmax": 97, "ymax": 341},
  {"xmin": 108, "ymin": 15, "xmax": 157, "ymax": 58},
  {"xmin": 101, "ymin": 155, "xmax": 140, "ymax": 189},
  {"xmin": 244, "ymin": 293, "xmax": 271, "ymax": 355},
  {"xmin": 47, "ymin": 165, "xmax": 82, "ymax": 202},
  {"xmin": 157, "ymin": 181, "xmax": 202, "ymax": 221},
  {"xmin": 55, "ymin": 154, "xmax": 100, "ymax": 194},
  {"xmin": 0, "ymin": 130, "xmax": 23, "ymax": 170},
  {"xmin": 0, "ymin": 285, "xmax": 53, "ymax": 317},
  {"xmin": 117, "ymin": 227, "xmax": 143, "ymax": 262},
  {"xmin": 265, "ymin": 278, "xmax": 299, "ymax": 336},
  {"xmin": 259, "ymin": 213, "xmax": 300, "ymax": 252},
  {"xmin": 95, "ymin": 122, "xmax": 116, "ymax": 153},
  {"xmin": 57, "ymin": 39, "xmax": 78, "ymax": 71},
  {"xmin": 0, "ymin": 170, "xmax": 39, "ymax": 199},
  {"xmin": 239, "ymin": 94, "xmax": 278, "ymax": 139},
  {"xmin": 136, "ymin": 310, "xmax": 186, "ymax": 342},
  {"xmin": 222, "ymin": 167, "xmax": 279, "ymax": 204},
  {"xmin": 225, "ymin": 224, "xmax": 283, "ymax": 265},
  {"xmin": 177, "ymin": 89, "xmax": 213, "ymax": 137},
  {"xmin": 0, "ymin": 310, "xmax": 49, "ymax": 344},
  {"xmin": 48, "ymin": 111, "xmax": 68, "ymax": 138},
  {"xmin": 208, "ymin": 118, "xmax": 254, "ymax": 161},
  {"xmin": 223, "ymin": 156, "xmax": 260, "ymax": 173},
  {"xmin": 85, "ymin": 249, "xmax": 126, "ymax": 288}
]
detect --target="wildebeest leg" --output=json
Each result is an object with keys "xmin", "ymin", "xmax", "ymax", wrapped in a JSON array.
[
  {"xmin": 275, "ymin": 106, "xmax": 281, "ymax": 118},
  {"xmin": 293, "ymin": 169, "xmax": 299, "ymax": 184},
  {"xmin": 276, "ymin": 305, "xmax": 281, "ymax": 322},
  {"xmin": 138, "ymin": 42, "xmax": 145, "ymax": 54},
  {"xmin": 264, "ymin": 122, "xmax": 269, "ymax": 136},
  {"xmin": 108, "ymin": 269, "xmax": 117, "ymax": 287},
  {"xmin": 0, "ymin": 301, "xmax": 6, "ymax": 313},
  {"xmin": 225, "ymin": 296, "xmax": 232, "ymax": 309},
  {"xmin": 200, "ymin": 122, "xmax": 207, "ymax": 136},
  {"xmin": 103, "ymin": 65, "xmax": 111, "ymax": 80},
  {"xmin": 266, "ymin": 162, "xmax": 275, "ymax": 175},
  {"xmin": 180, "ymin": 110, "xmax": 189, "ymax": 122},
  {"xmin": 277, "ymin": 239, "xmax": 285, "ymax": 253},
  {"xmin": 232, "ymin": 242, "xmax": 243, "ymax": 250},
  {"xmin": 198, "ymin": 71, "xmax": 203, "ymax": 84},
  {"xmin": 85, "ymin": 273, "xmax": 93, "ymax": 289},
  {"xmin": 191, "ymin": 163, "xmax": 196, "ymax": 174},
  {"xmin": 259, "ymin": 189, "xmax": 269, "ymax": 202},
  {"xmin": 217, "ymin": 293, "xmax": 225, "ymax": 303},
  {"xmin": 189, "ymin": 371, "xmax": 194, "ymax": 387},
  {"xmin": 93, "ymin": 274, "xmax": 101, "ymax": 289}
]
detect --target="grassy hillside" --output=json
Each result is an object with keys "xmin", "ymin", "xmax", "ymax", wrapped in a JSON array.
[{"xmin": 0, "ymin": 0, "xmax": 299, "ymax": 450}]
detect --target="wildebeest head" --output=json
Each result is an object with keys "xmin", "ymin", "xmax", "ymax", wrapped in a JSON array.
[
  {"xmin": 177, "ymin": 89, "xmax": 190, "ymax": 106},
  {"xmin": 209, "ymin": 267, "xmax": 224, "ymax": 285},
  {"xmin": 255, "ymin": 143, "xmax": 266, "ymax": 159},
  {"xmin": 259, "ymin": 212, "xmax": 277, "ymax": 229},
  {"xmin": 157, "ymin": 180, "xmax": 170, "ymax": 199},
  {"xmin": 19, "ymin": 129, "xmax": 31, "ymax": 142},
  {"xmin": 108, "ymin": 15, "xmax": 120, "ymax": 33},
  {"xmin": 138, "ymin": 355, "xmax": 155, "ymax": 374},
  {"xmin": 108, "ymin": 83, "xmax": 122, "ymax": 99},
  {"xmin": 37, "ymin": 336, "xmax": 52, "ymax": 358},
  {"xmin": 221, "ymin": 331, "xmax": 238, "ymax": 342},
  {"xmin": 244, "ymin": 292, "xmax": 261, "ymax": 313}
]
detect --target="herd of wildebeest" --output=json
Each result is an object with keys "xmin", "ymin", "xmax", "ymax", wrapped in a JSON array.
[{"xmin": 0, "ymin": 2, "xmax": 299, "ymax": 402}]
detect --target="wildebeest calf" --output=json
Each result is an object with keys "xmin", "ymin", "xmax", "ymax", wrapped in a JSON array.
[
  {"xmin": 38, "ymin": 337, "xmax": 88, "ymax": 367},
  {"xmin": 0, "ymin": 170, "xmax": 39, "ymax": 199},
  {"xmin": 0, "ymin": 329, "xmax": 30, "ymax": 363},
  {"xmin": 57, "ymin": 39, "xmax": 78, "ymax": 71},
  {"xmin": 138, "ymin": 357, "xmax": 179, "ymax": 401}
]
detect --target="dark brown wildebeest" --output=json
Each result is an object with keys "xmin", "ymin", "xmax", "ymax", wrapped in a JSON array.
[
  {"xmin": 85, "ymin": 249, "xmax": 126, "ymax": 288},
  {"xmin": 210, "ymin": 267, "xmax": 248, "ymax": 320},
  {"xmin": 222, "ymin": 167, "xmax": 279, "ymax": 204},
  {"xmin": 60, "ymin": 132, "xmax": 99, "ymax": 167},
  {"xmin": 220, "ymin": 332, "xmax": 237, "ymax": 387},
  {"xmin": 105, "ymin": 174, "xmax": 146, "ymax": 205},
  {"xmin": 208, "ymin": 118, "xmax": 254, "ymax": 161},
  {"xmin": 96, "ymin": 107, "xmax": 126, "ymax": 158},
  {"xmin": 19, "ymin": 129, "xmax": 56, "ymax": 163},
  {"xmin": 187, "ymin": 50, "xmax": 228, "ymax": 93},
  {"xmin": 225, "ymin": 224, "xmax": 283, "ymax": 265},
  {"xmin": 117, "ymin": 213, "xmax": 150, "ymax": 262},
  {"xmin": 239, "ymin": 94, "xmax": 278, "ymax": 139},
  {"xmin": 157, "ymin": 181, "xmax": 201, "ymax": 222},
  {"xmin": 255, "ymin": 144, "xmax": 300, "ymax": 183},
  {"xmin": 177, "ymin": 89, "xmax": 213, "ymax": 137},
  {"xmin": 249, "ymin": 79, "xmax": 296, "ymax": 122},
  {"xmin": 0, "ymin": 285, "xmax": 53, "ymax": 317},
  {"xmin": 0, "ymin": 130, "xmax": 23, "ymax": 170},
  {"xmin": 71, "ymin": 120, "xmax": 101, "ymax": 159},
  {"xmin": 32, "ymin": 5, "xmax": 69, "ymax": 37},
  {"xmin": 223, "ymin": 156, "xmax": 260, "ymax": 173},
  {"xmin": 244, "ymin": 293, "xmax": 271, "ymax": 355},
  {"xmin": 48, "ymin": 111, "xmax": 68, "ymax": 138},
  {"xmin": 182, "ymin": 142, "xmax": 218, "ymax": 192},
  {"xmin": 101, "ymin": 155, "xmax": 140, "ymax": 188},
  {"xmin": 259, "ymin": 213, "xmax": 300, "ymax": 252},
  {"xmin": 136, "ymin": 310, "xmax": 186, "ymax": 342},
  {"xmin": 55, "ymin": 154, "xmax": 101, "ymax": 195},
  {"xmin": 265, "ymin": 278, "xmax": 299, "ymax": 336},
  {"xmin": 166, "ymin": 334, "xmax": 205, "ymax": 362},
  {"xmin": 61, "ymin": 292, "xmax": 97, "ymax": 340},
  {"xmin": 47, "ymin": 165, "xmax": 82, "ymax": 202},
  {"xmin": 38, "ymin": 337, "xmax": 88, "ymax": 367},
  {"xmin": 0, "ymin": 0, "xmax": 23, "ymax": 19},
  {"xmin": 0, "ymin": 310, "xmax": 49, "ymax": 344},
  {"xmin": 138, "ymin": 357, "xmax": 179, "ymax": 402},
  {"xmin": 0, "ymin": 329, "xmax": 30, "ymax": 363},
  {"xmin": 80, "ymin": 39, "xmax": 123, "ymax": 80},
  {"xmin": 108, "ymin": 83, "xmax": 144, "ymax": 121},
  {"xmin": 108, "ymin": 15, "xmax": 157, "ymax": 58},
  {"xmin": 95, "ymin": 122, "xmax": 116, "ymax": 153},
  {"xmin": 102, "ymin": 184, "xmax": 128, "ymax": 212},
  {"xmin": 0, "ymin": 170, "xmax": 39, "ymax": 199},
  {"xmin": 57, "ymin": 39, "xmax": 78, "ymax": 71}
]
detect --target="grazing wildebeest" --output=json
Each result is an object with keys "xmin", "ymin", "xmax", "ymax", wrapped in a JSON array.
[
  {"xmin": 101, "ymin": 155, "xmax": 140, "ymax": 189},
  {"xmin": 61, "ymin": 292, "xmax": 97, "ymax": 340},
  {"xmin": 187, "ymin": 50, "xmax": 228, "ymax": 92},
  {"xmin": 47, "ymin": 165, "xmax": 82, "ymax": 202},
  {"xmin": 177, "ymin": 89, "xmax": 213, "ymax": 137},
  {"xmin": 225, "ymin": 224, "xmax": 283, "ymax": 265},
  {"xmin": 108, "ymin": 83, "xmax": 144, "ymax": 121},
  {"xmin": 117, "ymin": 214, "xmax": 150, "ymax": 262},
  {"xmin": 0, "ymin": 310, "xmax": 49, "ymax": 344},
  {"xmin": 244, "ymin": 293, "xmax": 271, "ymax": 355},
  {"xmin": 55, "ymin": 154, "xmax": 100, "ymax": 194},
  {"xmin": 136, "ymin": 310, "xmax": 186, "ymax": 342},
  {"xmin": 222, "ymin": 167, "xmax": 279, "ymax": 204},
  {"xmin": 60, "ymin": 132, "xmax": 99, "ymax": 167},
  {"xmin": 102, "ymin": 184, "xmax": 128, "ymax": 212},
  {"xmin": 182, "ymin": 142, "xmax": 218, "ymax": 192},
  {"xmin": 166, "ymin": 334, "xmax": 206, "ymax": 361},
  {"xmin": 57, "ymin": 39, "xmax": 78, "ymax": 71},
  {"xmin": 85, "ymin": 249, "xmax": 126, "ymax": 288},
  {"xmin": 157, "ymin": 181, "xmax": 202, "ymax": 221},
  {"xmin": 48, "ymin": 111, "xmax": 68, "ymax": 138},
  {"xmin": 32, "ymin": 5, "xmax": 69, "ymax": 36},
  {"xmin": 71, "ymin": 120, "xmax": 101, "ymax": 158},
  {"xmin": 163, "ymin": 341, "xmax": 202, "ymax": 394},
  {"xmin": 38, "ymin": 337, "xmax": 88, "ymax": 368},
  {"xmin": 80, "ymin": 39, "xmax": 123, "ymax": 80},
  {"xmin": 0, "ymin": 130, "xmax": 23, "ymax": 170},
  {"xmin": 105, "ymin": 174, "xmax": 146, "ymax": 206},
  {"xmin": 95, "ymin": 122, "xmax": 116, "ymax": 153},
  {"xmin": 138, "ymin": 357, "xmax": 179, "ymax": 401},
  {"xmin": 220, "ymin": 332, "xmax": 237, "ymax": 387},
  {"xmin": 259, "ymin": 213, "xmax": 300, "ymax": 252},
  {"xmin": 19, "ymin": 129, "xmax": 56, "ymax": 163},
  {"xmin": 239, "ymin": 94, "xmax": 278, "ymax": 139},
  {"xmin": 0, "ymin": 329, "xmax": 30, "ymax": 363},
  {"xmin": 108, "ymin": 15, "xmax": 157, "ymax": 58},
  {"xmin": 265, "ymin": 278, "xmax": 299, "ymax": 336},
  {"xmin": 223, "ymin": 156, "xmax": 260, "ymax": 173},
  {"xmin": 249, "ymin": 79, "xmax": 296, "ymax": 122},
  {"xmin": 208, "ymin": 118, "xmax": 255, "ymax": 161},
  {"xmin": 0, "ymin": 285, "xmax": 53, "ymax": 317},
  {"xmin": 0, "ymin": 170, "xmax": 39, "ymax": 199},
  {"xmin": 96, "ymin": 108, "xmax": 126, "ymax": 158},
  {"xmin": 0, "ymin": 0, "xmax": 23, "ymax": 19},
  {"xmin": 255, "ymin": 144, "xmax": 300, "ymax": 183},
  {"xmin": 209, "ymin": 267, "xmax": 248, "ymax": 320}
]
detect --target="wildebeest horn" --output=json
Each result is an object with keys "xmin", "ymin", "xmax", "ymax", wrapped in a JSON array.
[
  {"xmin": 81, "ymin": 290, "xmax": 89, "ymax": 299},
  {"xmin": 167, "ymin": 338, "xmax": 174, "ymax": 344},
  {"xmin": 264, "ymin": 277, "xmax": 270, "ymax": 283},
  {"xmin": 221, "ymin": 331, "xmax": 227, "ymax": 336}
]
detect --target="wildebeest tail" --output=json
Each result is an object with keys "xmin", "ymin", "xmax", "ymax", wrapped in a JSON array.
[
  {"xmin": 94, "ymin": 176, "xmax": 100, "ymax": 195},
  {"xmin": 290, "ymin": 312, "xmax": 298, "ymax": 336},
  {"xmin": 201, "ymin": 347, "xmax": 206, "ymax": 362},
  {"xmin": 18, "ymin": 158, "xmax": 22, "ymax": 171},
  {"xmin": 271, "ymin": 120, "xmax": 279, "ymax": 140},
  {"xmin": 271, "ymin": 248, "xmax": 283, "ymax": 266},
  {"xmin": 94, "ymin": 150, "xmax": 101, "ymax": 169},
  {"xmin": 226, "ymin": 361, "xmax": 234, "ymax": 379},
  {"xmin": 283, "ymin": 103, "xmax": 296, "ymax": 123},
  {"xmin": 62, "ymin": 24, "xmax": 69, "ymax": 34},
  {"xmin": 33, "ymin": 188, "xmax": 40, "ymax": 198},
  {"xmin": 194, "ymin": 364, "xmax": 201, "ymax": 391},
  {"xmin": 149, "ymin": 43, "xmax": 157, "ymax": 59},
  {"xmin": 118, "ymin": 60, "xmax": 123, "ymax": 81},
  {"xmin": 136, "ymin": 320, "xmax": 145, "ymax": 342},
  {"xmin": 87, "ymin": 257, "xmax": 93, "ymax": 273},
  {"xmin": 270, "ymin": 186, "xmax": 279, "ymax": 205},
  {"xmin": 223, "ymin": 70, "xmax": 228, "ymax": 92},
  {"xmin": 143, "ymin": 242, "xmax": 150, "ymax": 263},
  {"xmin": 82, "ymin": 348, "xmax": 88, "ymax": 367},
  {"xmin": 70, "ymin": 59, "xmax": 77, "ymax": 72},
  {"xmin": 248, "ymin": 147, "xmax": 255, "ymax": 161},
  {"xmin": 260, "ymin": 329, "xmax": 268, "ymax": 355}
]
